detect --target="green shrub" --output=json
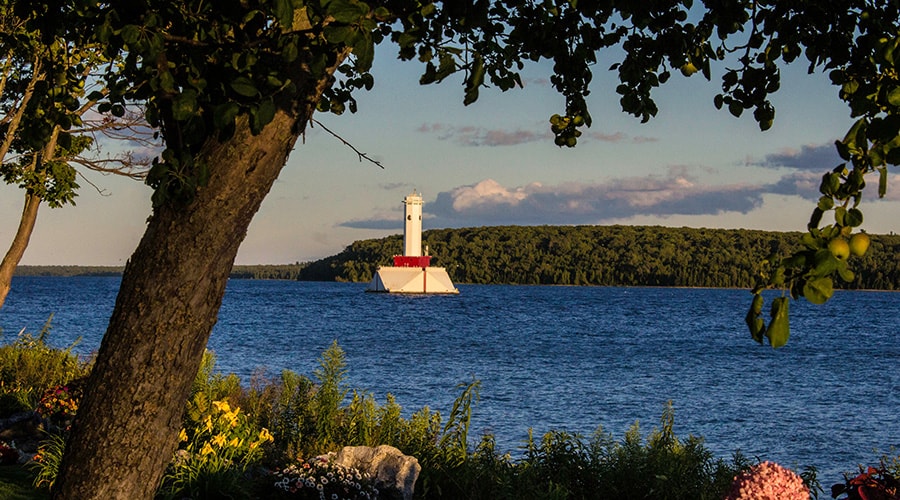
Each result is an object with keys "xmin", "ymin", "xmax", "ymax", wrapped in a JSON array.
[
  {"xmin": 4, "ymin": 337, "xmax": 787, "ymax": 500},
  {"xmin": 31, "ymin": 432, "xmax": 67, "ymax": 492},
  {"xmin": 158, "ymin": 398, "xmax": 274, "ymax": 500},
  {"xmin": 584, "ymin": 404, "xmax": 748, "ymax": 500},
  {"xmin": 0, "ymin": 316, "xmax": 90, "ymax": 418}
]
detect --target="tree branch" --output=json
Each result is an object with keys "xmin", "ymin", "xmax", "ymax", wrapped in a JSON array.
[{"xmin": 309, "ymin": 118, "xmax": 384, "ymax": 169}]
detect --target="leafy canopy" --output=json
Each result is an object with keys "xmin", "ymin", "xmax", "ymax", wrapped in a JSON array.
[{"xmin": 31, "ymin": 0, "xmax": 900, "ymax": 346}]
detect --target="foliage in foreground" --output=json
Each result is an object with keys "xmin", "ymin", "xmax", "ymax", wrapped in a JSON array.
[
  {"xmin": 0, "ymin": 317, "xmax": 91, "ymax": 418},
  {"xmin": 1, "ymin": 337, "xmax": 844, "ymax": 499}
]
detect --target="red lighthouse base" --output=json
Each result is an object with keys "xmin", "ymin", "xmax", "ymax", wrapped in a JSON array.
[{"xmin": 393, "ymin": 255, "xmax": 432, "ymax": 268}]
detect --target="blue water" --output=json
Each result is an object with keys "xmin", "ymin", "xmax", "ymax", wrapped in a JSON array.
[{"xmin": 2, "ymin": 277, "xmax": 899, "ymax": 484}]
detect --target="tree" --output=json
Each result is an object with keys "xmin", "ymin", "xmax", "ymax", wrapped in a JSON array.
[
  {"xmin": 21, "ymin": 0, "xmax": 896, "ymax": 498},
  {"xmin": 0, "ymin": 1, "xmax": 156, "ymax": 308}
]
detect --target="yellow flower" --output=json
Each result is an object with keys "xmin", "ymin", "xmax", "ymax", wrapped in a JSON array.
[
  {"xmin": 200, "ymin": 442, "xmax": 214, "ymax": 456},
  {"xmin": 228, "ymin": 437, "xmax": 242, "ymax": 448},
  {"xmin": 179, "ymin": 428, "xmax": 188, "ymax": 442},
  {"xmin": 212, "ymin": 434, "xmax": 227, "ymax": 447},
  {"xmin": 212, "ymin": 400, "xmax": 231, "ymax": 413},
  {"xmin": 204, "ymin": 415, "xmax": 213, "ymax": 432},
  {"xmin": 258, "ymin": 428, "xmax": 274, "ymax": 442}
]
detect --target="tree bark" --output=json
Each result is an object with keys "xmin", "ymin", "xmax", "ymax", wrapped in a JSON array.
[
  {"xmin": 0, "ymin": 125, "xmax": 58, "ymax": 309},
  {"xmin": 0, "ymin": 192, "xmax": 41, "ymax": 308},
  {"xmin": 52, "ymin": 46, "xmax": 347, "ymax": 496},
  {"xmin": 52, "ymin": 111, "xmax": 303, "ymax": 499}
]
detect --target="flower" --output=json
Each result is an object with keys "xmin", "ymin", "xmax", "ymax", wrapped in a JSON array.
[
  {"xmin": 724, "ymin": 461, "xmax": 809, "ymax": 500},
  {"xmin": 212, "ymin": 434, "xmax": 227, "ymax": 447},
  {"xmin": 273, "ymin": 456, "xmax": 379, "ymax": 499}
]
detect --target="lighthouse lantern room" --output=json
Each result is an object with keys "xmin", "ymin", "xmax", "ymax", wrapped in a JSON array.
[{"xmin": 367, "ymin": 191, "xmax": 459, "ymax": 294}]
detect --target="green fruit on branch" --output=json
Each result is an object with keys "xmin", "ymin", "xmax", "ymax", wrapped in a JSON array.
[
  {"xmin": 828, "ymin": 237, "xmax": 850, "ymax": 261},
  {"xmin": 849, "ymin": 232, "xmax": 870, "ymax": 257},
  {"xmin": 680, "ymin": 62, "xmax": 698, "ymax": 76}
]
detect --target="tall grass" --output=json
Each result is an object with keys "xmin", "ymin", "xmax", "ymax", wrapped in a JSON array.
[
  {"xmin": 5, "ymin": 336, "xmax": 821, "ymax": 499},
  {"xmin": 0, "ymin": 317, "xmax": 91, "ymax": 418}
]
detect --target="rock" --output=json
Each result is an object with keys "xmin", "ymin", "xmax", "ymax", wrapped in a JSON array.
[
  {"xmin": 333, "ymin": 445, "xmax": 421, "ymax": 500},
  {"xmin": 0, "ymin": 412, "xmax": 42, "ymax": 446}
]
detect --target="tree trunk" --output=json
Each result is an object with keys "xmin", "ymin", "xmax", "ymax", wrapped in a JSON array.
[
  {"xmin": 52, "ymin": 45, "xmax": 345, "ymax": 494},
  {"xmin": 0, "ymin": 126, "xmax": 57, "ymax": 309},
  {"xmin": 51, "ymin": 110, "xmax": 303, "ymax": 498},
  {"xmin": 0, "ymin": 192, "xmax": 41, "ymax": 309}
]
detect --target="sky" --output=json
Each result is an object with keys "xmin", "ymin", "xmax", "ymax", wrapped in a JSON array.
[{"xmin": 3, "ymin": 46, "xmax": 900, "ymax": 266}]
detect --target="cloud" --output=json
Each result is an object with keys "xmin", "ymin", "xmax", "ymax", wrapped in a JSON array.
[
  {"xmin": 340, "ymin": 160, "xmax": 900, "ymax": 230},
  {"xmin": 587, "ymin": 131, "xmax": 659, "ymax": 143},
  {"xmin": 417, "ymin": 123, "xmax": 546, "ymax": 146},
  {"xmin": 341, "ymin": 168, "xmax": 771, "ymax": 229},
  {"xmin": 418, "ymin": 122, "xmax": 659, "ymax": 146},
  {"xmin": 756, "ymin": 143, "xmax": 843, "ymax": 170}
]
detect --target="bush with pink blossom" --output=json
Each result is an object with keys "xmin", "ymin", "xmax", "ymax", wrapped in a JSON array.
[{"xmin": 723, "ymin": 461, "xmax": 810, "ymax": 500}]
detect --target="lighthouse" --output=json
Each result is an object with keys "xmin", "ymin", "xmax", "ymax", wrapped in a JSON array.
[
  {"xmin": 367, "ymin": 191, "xmax": 459, "ymax": 294},
  {"xmin": 403, "ymin": 190, "xmax": 424, "ymax": 258}
]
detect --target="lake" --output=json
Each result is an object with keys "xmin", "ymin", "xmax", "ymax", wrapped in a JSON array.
[{"xmin": 2, "ymin": 276, "xmax": 898, "ymax": 484}]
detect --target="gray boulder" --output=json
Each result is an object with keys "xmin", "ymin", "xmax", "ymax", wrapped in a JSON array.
[{"xmin": 333, "ymin": 445, "xmax": 421, "ymax": 500}]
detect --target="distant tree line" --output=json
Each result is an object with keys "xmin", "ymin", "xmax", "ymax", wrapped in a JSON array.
[
  {"xmin": 15, "ymin": 264, "xmax": 306, "ymax": 280},
  {"xmin": 13, "ymin": 266, "xmax": 125, "ymax": 277},
  {"xmin": 298, "ymin": 225, "xmax": 900, "ymax": 290},
  {"xmin": 229, "ymin": 264, "xmax": 306, "ymax": 280}
]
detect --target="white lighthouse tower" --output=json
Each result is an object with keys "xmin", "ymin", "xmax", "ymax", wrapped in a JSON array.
[
  {"xmin": 367, "ymin": 191, "xmax": 459, "ymax": 294},
  {"xmin": 403, "ymin": 191, "xmax": 424, "ymax": 257}
]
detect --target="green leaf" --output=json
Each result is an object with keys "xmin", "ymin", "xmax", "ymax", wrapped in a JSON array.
[
  {"xmin": 846, "ymin": 208, "xmax": 863, "ymax": 227},
  {"xmin": 352, "ymin": 31, "xmax": 375, "ymax": 70},
  {"xmin": 745, "ymin": 293, "xmax": 765, "ymax": 344},
  {"xmin": 213, "ymin": 102, "xmax": 241, "ymax": 129},
  {"xmin": 807, "ymin": 207, "xmax": 823, "ymax": 230},
  {"xmin": 888, "ymin": 87, "xmax": 900, "ymax": 107},
  {"xmin": 272, "ymin": 0, "xmax": 293, "ymax": 28},
  {"xmin": 812, "ymin": 249, "xmax": 839, "ymax": 276},
  {"xmin": 819, "ymin": 172, "xmax": 840, "ymax": 196},
  {"xmin": 837, "ymin": 263, "xmax": 855, "ymax": 283},
  {"xmin": 878, "ymin": 166, "xmax": 888, "ymax": 198},
  {"xmin": 326, "ymin": 0, "xmax": 368, "ymax": 23},
  {"xmin": 464, "ymin": 54, "xmax": 485, "ymax": 106},
  {"xmin": 171, "ymin": 90, "xmax": 198, "ymax": 121},
  {"xmin": 158, "ymin": 71, "xmax": 176, "ymax": 93},
  {"xmin": 282, "ymin": 40, "xmax": 299, "ymax": 62},
  {"xmin": 834, "ymin": 206, "xmax": 847, "ymax": 226},
  {"xmin": 255, "ymin": 98, "xmax": 276, "ymax": 130},
  {"xmin": 324, "ymin": 25, "xmax": 355, "ymax": 44},
  {"xmin": 230, "ymin": 77, "xmax": 258, "ymax": 97},
  {"xmin": 120, "ymin": 25, "xmax": 141, "ymax": 44},
  {"xmin": 842, "ymin": 118, "xmax": 867, "ymax": 152},
  {"xmin": 802, "ymin": 276, "xmax": 834, "ymax": 305},
  {"xmin": 765, "ymin": 297, "xmax": 790, "ymax": 348}
]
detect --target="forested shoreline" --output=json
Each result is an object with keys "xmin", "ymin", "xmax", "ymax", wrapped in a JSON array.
[
  {"xmin": 13, "ymin": 264, "xmax": 305, "ymax": 280},
  {"xmin": 297, "ymin": 225, "xmax": 900, "ymax": 290},
  {"xmin": 15, "ymin": 225, "xmax": 900, "ymax": 289}
]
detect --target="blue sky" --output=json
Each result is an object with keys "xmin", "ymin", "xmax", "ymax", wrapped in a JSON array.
[{"xmin": 3, "ymin": 48, "xmax": 900, "ymax": 265}]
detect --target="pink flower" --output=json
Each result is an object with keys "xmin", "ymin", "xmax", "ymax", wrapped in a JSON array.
[{"xmin": 724, "ymin": 461, "xmax": 809, "ymax": 500}]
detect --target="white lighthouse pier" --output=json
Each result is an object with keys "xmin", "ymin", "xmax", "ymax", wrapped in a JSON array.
[{"xmin": 367, "ymin": 191, "xmax": 459, "ymax": 294}]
